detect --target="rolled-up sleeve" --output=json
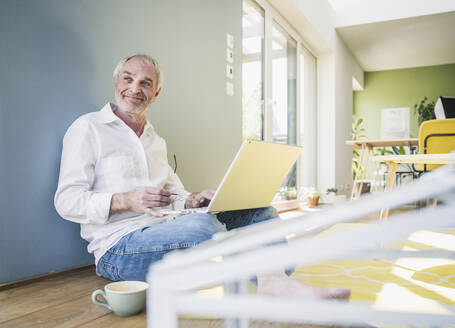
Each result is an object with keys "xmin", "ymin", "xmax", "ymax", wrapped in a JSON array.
[{"xmin": 54, "ymin": 120, "xmax": 112, "ymax": 225}]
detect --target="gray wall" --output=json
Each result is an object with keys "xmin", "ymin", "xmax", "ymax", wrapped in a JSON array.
[
  {"xmin": 148, "ymin": 1, "xmax": 243, "ymax": 191},
  {"xmin": 0, "ymin": 0, "xmax": 242, "ymax": 283}
]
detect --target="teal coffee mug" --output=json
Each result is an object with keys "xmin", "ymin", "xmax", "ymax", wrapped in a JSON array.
[{"xmin": 91, "ymin": 281, "xmax": 149, "ymax": 316}]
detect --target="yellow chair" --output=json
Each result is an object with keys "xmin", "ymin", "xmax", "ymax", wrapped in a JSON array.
[{"xmin": 417, "ymin": 118, "xmax": 455, "ymax": 171}]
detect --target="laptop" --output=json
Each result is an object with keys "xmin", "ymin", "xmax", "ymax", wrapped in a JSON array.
[{"xmin": 160, "ymin": 139, "xmax": 302, "ymax": 215}]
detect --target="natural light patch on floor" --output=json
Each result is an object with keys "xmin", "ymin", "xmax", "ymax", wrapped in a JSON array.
[
  {"xmin": 279, "ymin": 210, "xmax": 306, "ymax": 220},
  {"xmin": 373, "ymin": 283, "xmax": 451, "ymax": 314},
  {"xmin": 391, "ymin": 258, "xmax": 455, "ymax": 305},
  {"xmin": 407, "ymin": 230, "xmax": 455, "ymax": 251}
]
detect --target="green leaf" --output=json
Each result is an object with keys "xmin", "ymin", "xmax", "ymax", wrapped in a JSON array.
[{"xmin": 413, "ymin": 96, "xmax": 436, "ymax": 125}]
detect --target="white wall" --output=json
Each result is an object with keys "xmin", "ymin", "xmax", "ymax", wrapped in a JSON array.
[
  {"xmin": 269, "ymin": 0, "xmax": 364, "ymax": 195},
  {"xmin": 300, "ymin": 47, "xmax": 318, "ymax": 188},
  {"xmin": 269, "ymin": 0, "xmax": 333, "ymax": 56},
  {"xmin": 334, "ymin": 35, "xmax": 361, "ymax": 193},
  {"xmin": 148, "ymin": 0, "xmax": 243, "ymax": 192},
  {"xmin": 316, "ymin": 54, "xmax": 336, "ymax": 191},
  {"xmin": 331, "ymin": 0, "xmax": 455, "ymax": 27}
]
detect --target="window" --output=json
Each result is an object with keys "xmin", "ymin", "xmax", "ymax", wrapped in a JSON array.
[
  {"xmin": 242, "ymin": 0, "xmax": 264, "ymax": 141},
  {"xmin": 242, "ymin": 0, "xmax": 317, "ymax": 206},
  {"xmin": 271, "ymin": 22, "xmax": 297, "ymax": 196},
  {"xmin": 271, "ymin": 21, "xmax": 297, "ymax": 146}
]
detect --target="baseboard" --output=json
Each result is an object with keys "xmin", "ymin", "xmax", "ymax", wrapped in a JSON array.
[{"xmin": 0, "ymin": 264, "xmax": 95, "ymax": 291}]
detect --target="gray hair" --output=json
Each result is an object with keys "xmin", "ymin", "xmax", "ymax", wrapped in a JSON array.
[{"xmin": 113, "ymin": 54, "xmax": 162, "ymax": 90}]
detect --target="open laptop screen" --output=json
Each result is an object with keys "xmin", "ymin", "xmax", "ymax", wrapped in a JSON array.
[{"xmin": 208, "ymin": 140, "xmax": 302, "ymax": 213}]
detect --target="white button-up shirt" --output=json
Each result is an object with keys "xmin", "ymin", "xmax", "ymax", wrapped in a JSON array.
[{"xmin": 55, "ymin": 103, "xmax": 187, "ymax": 264}]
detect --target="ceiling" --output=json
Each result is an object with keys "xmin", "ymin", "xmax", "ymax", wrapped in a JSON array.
[{"xmin": 336, "ymin": 11, "xmax": 455, "ymax": 71}]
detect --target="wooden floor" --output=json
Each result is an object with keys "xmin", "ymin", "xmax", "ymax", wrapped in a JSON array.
[{"xmin": 0, "ymin": 266, "xmax": 357, "ymax": 328}]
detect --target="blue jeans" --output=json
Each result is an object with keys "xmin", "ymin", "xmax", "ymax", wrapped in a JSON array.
[{"xmin": 97, "ymin": 206, "xmax": 279, "ymax": 281}]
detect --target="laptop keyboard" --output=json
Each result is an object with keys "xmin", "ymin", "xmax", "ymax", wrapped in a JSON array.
[{"xmin": 159, "ymin": 207, "xmax": 209, "ymax": 216}]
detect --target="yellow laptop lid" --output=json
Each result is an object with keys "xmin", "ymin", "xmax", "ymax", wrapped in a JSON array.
[{"xmin": 208, "ymin": 140, "xmax": 302, "ymax": 213}]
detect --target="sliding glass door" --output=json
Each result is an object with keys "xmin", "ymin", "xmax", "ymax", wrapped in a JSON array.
[
  {"xmin": 242, "ymin": 0, "xmax": 317, "ymax": 206},
  {"xmin": 271, "ymin": 21, "xmax": 297, "ymax": 195},
  {"xmin": 242, "ymin": 0, "xmax": 264, "ymax": 141}
]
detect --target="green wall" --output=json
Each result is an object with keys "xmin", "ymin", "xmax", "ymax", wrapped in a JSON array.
[{"xmin": 354, "ymin": 63, "xmax": 455, "ymax": 138}]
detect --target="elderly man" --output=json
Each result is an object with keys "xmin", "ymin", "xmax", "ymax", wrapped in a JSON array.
[{"xmin": 55, "ymin": 54, "xmax": 349, "ymax": 300}]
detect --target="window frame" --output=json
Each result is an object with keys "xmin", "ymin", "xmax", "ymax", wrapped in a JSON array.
[{"xmin": 243, "ymin": 0, "xmax": 317, "ymax": 210}]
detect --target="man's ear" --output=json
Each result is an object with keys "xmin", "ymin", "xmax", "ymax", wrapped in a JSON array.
[{"xmin": 155, "ymin": 87, "xmax": 162, "ymax": 97}]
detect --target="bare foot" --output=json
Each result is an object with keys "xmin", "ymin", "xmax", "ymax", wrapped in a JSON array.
[{"xmin": 257, "ymin": 272, "xmax": 351, "ymax": 300}]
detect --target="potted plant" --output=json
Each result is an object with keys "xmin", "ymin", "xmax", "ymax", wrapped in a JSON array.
[
  {"xmin": 286, "ymin": 187, "xmax": 297, "ymax": 200},
  {"xmin": 351, "ymin": 116, "xmax": 367, "ymax": 180},
  {"xmin": 307, "ymin": 188, "xmax": 320, "ymax": 208},
  {"xmin": 325, "ymin": 188, "xmax": 338, "ymax": 203},
  {"xmin": 414, "ymin": 96, "xmax": 436, "ymax": 126},
  {"xmin": 326, "ymin": 188, "xmax": 338, "ymax": 195}
]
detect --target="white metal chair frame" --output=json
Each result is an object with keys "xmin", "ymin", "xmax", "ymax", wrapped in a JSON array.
[{"xmin": 147, "ymin": 165, "xmax": 455, "ymax": 328}]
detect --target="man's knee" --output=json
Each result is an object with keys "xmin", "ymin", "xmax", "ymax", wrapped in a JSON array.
[
  {"xmin": 251, "ymin": 206, "xmax": 279, "ymax": 224},
  {"xmin": 176, "ymin": 213, "xmax": 226, "ymax": 243}
]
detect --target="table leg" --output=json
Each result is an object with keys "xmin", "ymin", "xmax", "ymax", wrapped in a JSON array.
[
  {"xmin": 351, "ymin": 144, "xmax": 370, "ymax": 199},
  {"xmin": 351, "ymin": 149, "xmax": 363, "ymax": 199},
  {"xmin": 380, "ymin": 161, "xmax": 397, "ymax": 220}
]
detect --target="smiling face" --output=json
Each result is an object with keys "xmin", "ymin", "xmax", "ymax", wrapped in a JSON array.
[{"xmin": 114, "ymin": 57, "xmax": 161, "ymax": 115}]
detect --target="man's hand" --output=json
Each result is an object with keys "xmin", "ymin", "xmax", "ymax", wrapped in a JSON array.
[
  {"xmin": 185, "ymin": 189, "xmax": 215, "ymax": 208},
  {"xmin": 110, "ymin": 187, "xmax": 173, "ymax": 217}
]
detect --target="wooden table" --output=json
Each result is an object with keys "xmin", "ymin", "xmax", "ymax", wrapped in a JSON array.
[
  {"xmin": 346, "ymin": 138, "xmax": 419, "ymax": 199},
  {"xmin": 346, "ymin": 138, "xmax": 419, "ymax": 150},
  {"xmin": 370, "ymin": 153, "xmax": 454, "ymax": 219}
]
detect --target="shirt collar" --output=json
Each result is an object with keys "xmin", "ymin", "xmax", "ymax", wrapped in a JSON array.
[
  {"xmin": 97, "ymin": 102, "xmax": 121, "ymax": 124},
  {"xmin": 97, "ymin": 102, "xmax": 156, "ymax": 135},
  {"xmin": 143, "ymin": 122, "xmax": 154, "ymax": 135}
]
